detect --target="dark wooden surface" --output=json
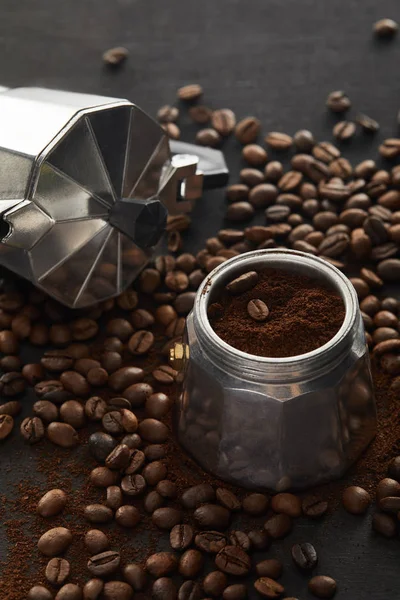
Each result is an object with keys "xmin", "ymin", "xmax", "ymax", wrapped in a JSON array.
[{"xmin": 1, "ymin": 0, "xmax": 400, "ymax": 598}]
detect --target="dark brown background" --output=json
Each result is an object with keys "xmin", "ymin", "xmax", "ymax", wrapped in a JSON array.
[{"xmin": 1, "ymin": 0, "xmax": 400, "ymax": 598}]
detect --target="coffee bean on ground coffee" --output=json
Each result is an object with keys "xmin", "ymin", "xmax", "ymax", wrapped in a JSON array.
[{"xmin": 209, "ymin": 267, "xmax": 345, "ymax": 357}]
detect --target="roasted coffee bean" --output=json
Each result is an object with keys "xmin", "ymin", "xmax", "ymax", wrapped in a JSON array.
[
  {"xmin": 49, "ymin": 324, "xmax": 71, "ymax": 346},
  {"xmin": 123, "ymin": 563, "xmax": 147, "ymax": 591},
  {"xmin": 374, "ymin": 18, "xmax": 398, "ymax": 37},
  {"xmin": 0, "ymin": 371, "xmax": 25, "ymax": 396},
  {"xmin": 144, "ymin": 490, "xmax": 164, "ymax": 513},
  {"xmin": 266, "ymin": 205, "xmax": 291, "ymax": 222},
  {"xmin": 178, "ymin": 83, "xmax": 203, "ymax": 101},
  {"xmin": 255, "ymin": 559, "xmax": 282, "ymax": 579},
  {"xmin": 189, "ymin": 104, "xmax": 212, "ymax": 123},
  {"xmin": 387, "ymin": 456, "xmax": 400, "ymax": 480},
  {"xmin": 83, "ymin": 579, "xmax": 103, "ymax": 600},
  {"xmin": 254, "ymin": 577, "xmax": 284, "ymax": 599},
  {"xmin": 128, "ymin": 330, "xmax": 154, "ymax": 355},
  {"xmin": 152, "ymin": 577, "xmax": 177, "ymax": 600},
  {"xmin": 379, "ymin": 496, "xmax": 400, "ymax": 513},
  {"xmin": 203, "ymin": 571, "xmax": 227, "ymax": 596},
  {"xmin": 102, "ymin": 581, "xmax": 133, "ymax": 600},
  {"xmin": 145, "ymin": 392, "xmax": 173, "ymax": 419},
  {"xmin": 59, "ymin": 371, "xmax": 89, "ymax": 397},
  {"xmin": 60, "ymin": 400, "xmax": 85, "ymax": 429},
  {"xmin": 125, "ymin": 449, "xmax": 146, "ymax": 474},
  {"xmin": 241, "ymin": 170, "xmax": 266, "ymax": 190},
  {"xmin": 87, "ymin": 367, "xmax": 108, "ymax": 387},
  {"xmin": 226, "ymin": 201, "xmax": 255, "ymax": 221},
  {"xmin": 38, "ymin": 527, "xmax": 73, "ymax": 557},
  {"xmin": 242, "ymin": 143, "xmax": 268, "ymax": 166},
  {"xmin": 152, "ymin": 507, "xmax": 182, "ymax": 529},
  {"xmin": 293, "ymin": 129, "xmax": 315, "ymax": 152},
  {"xmin": 196, "ymin": 128, "xmax": 221, "ymax": 147},
  {"xmin": 27, "ymin": 586, "xmax": 53, "ymax": 600},
  {"xmin": 122, "ymin": 382, "xmax": 152, "ymax": 408},
  {"xmin": 38, "ymin": 489, "xmax": 67, "ymax": 517},
  {"xmin": 146, "ymin": 552, "xmax": 178, "ymax": 577},
  {"xmin": 377, "ymin": 258, "xmax": 400, "ymax": 281},
  {"xmin": 249, "ymin": 183, "xmax": 278, "ymax": 208},
  {"xmin": 246, "ymin": 299, "xmax": 269, "ymax": 322},
  {"xmin": 84, "ymin": 505, "xmax": 113, "ymax": 524},
  {"xmin": 179, "ymin": 549, "xmax": 203, "ymax": 578},
  {"xmin": 216, "ymin": 488, "xmax": 241, "ymax": 511},
  {"xmin": 229, "ymin": 530, "xmax": 250, "ymax": 551},
  {"xmin": 144, "ymin": 444, "xmax": 166, "ymax": 461},
  {"xmin": 55, "ymin": 584, "xmax": 82, "ymax": 600},
  {"xmin": 235, "ymin": 116, "xmax": 261, "ymax": 144},
  {"xmin": 372, "ymin": 512, "xmax": 397, "ymax": 538},
  {"xmin": 105, "ymin": 444, "xmax": 130, "ymax": 470},
  {"xmin": 138, "ymin": 418, "xmax": 168, "ymax": 443},
  {"xmin": 157, "ymin": 105, "xmax": 179, "ymax": 123},
  {"xmin": 142, "ymin": 461, "xmax": 167, "ymax": 486},
  {"xmin": 326, "ymin": 90, "xmax": 351, "ymax": 112},
  {"xmin": 333, "ymin": 120, "xmax": 356, "ymax": 141},
  {"xmin": 168, "ymin": 230, "xmax": 182, "ymax": 252},
  {"xmin": 243, "ymin": 493, "xmax": 269, "ymax": 515},
  {"xmin": 121, "ymin": 474, "xmax": 147, "ymax": 496},
  {"xmin": 212, "ymin": 109, "xmax": 236, "ymax": 136},
  {"xmin": 313, "ymin": 142, "xmax": 340, "ymax": 163},
  {"xmin": 194, "ymin": 504, "xmax": 230, "ymax": 530},
  {"xmin": 264, "ymin": 514, "xmax": 292, "ymax": 539},
  {"xmin": 226, "ymin": 271, "xmax": 258, "ymax": 295},
  {"xmin": 248, "ymin": 529, "xmax": 270, "ymax": 550},
  {"xmin": 47, "ymin": 422, "xmax": 79, "ymax": 448},
  {"xmin": 271, "ymin": 493, "xmax": 302, "ymax": 517},
  {"xmin": 215, "ymin": 545, "xmax": 251, "ymax": 576},
  {"xmin": 155, "ymin": 479, "xmax": 176, "ymax": 498},
  {"xmin": 85, "ymin": 397, "xmax": 107, "ymax": 422},
  {"xmin": 0, "ymin": 355, "xmax": 21, "ymax": 372},
  {"xmin": 116, "ymin": 289, "xmax": 138, "ymax": 310},
  {"xmin": 89, "ymin": 432, "xmax": 116, "ymax": 463},
  {"xmin": 35, "ymin": 380, "xmax": 71, "ymax": 404},
  {"xmin": 0, "ymin": 414, "xmax": 13, "ymax": 440},
  {"xmin": 0, "ymin": 330, "xmax": 19, "ymax": 354},
  {"xmin": 20, "ymin": 416, "xmax": 45, "ymax": 444},
  {"xmin": 84, "ymin": 530, "xmax": 109, "ymax": 554},
  {"xmin": 189, "ymin": 531, "xmax": 225, "ymax": 560},
  {"xmin": 223, "ymin": 584, "xmax": 247, "ymax": 600},
  {"xmin": 379, "ymin": 138, "xmax": 400, "ymax": 159},
  {"xmin": 87, "ymin": 550, "xmax": 121, "ymax": 577},
  {"xmin": 318, "ymin": 233, "xmax": 349, "ymax": 257},
  {"xmin": 162, "ymin": 122, "xmax": 181, "ymax": 139},
  {"xmin": 0, "ymin": 400, "xmax": 22, "ymax": 417},
  {"xmin": 45, "ymin": 557, "xmax": 70, "ymax": 586},
  {"xmin": 181, "ymin": 484, "xmax": 215, "ymax": 509},
  {"xmin": 103, "ymin": 45, "xmax": 128, "ymax": 65},
  {"xmin": 356, "ymin": 113, "xmax": 379, "ymax": 134},
  {"xmin": 291, "ymin": 542, "xmax": 317, "ymax": 571},
  {"xmin": 170, "ymin": 524, "xmax": 194, "ymax": 550},
  {"xmin": 22, "ymin": 363, "xmax": 44, "ymax": 385},
  {"xmin": 29, "ymin": 324, "xmax": 49, "ymax": 346},
  {"xmin": 308, "ymin": 576, "xmax": 337, "ymax": 599},
  {"xmin": 376, "ymin": 477, "xmax": 400, "ymax": 500},
  {"xmin": 265, "ymin": 132, "xmax": 292, "ymax": 150},
  {"xmin": 178, "ymin": 580, "xmax": 203, "ymax": 600},
  {"xmin": 109, "ymin": 367, "xmax": 144, "ymax": 391}
]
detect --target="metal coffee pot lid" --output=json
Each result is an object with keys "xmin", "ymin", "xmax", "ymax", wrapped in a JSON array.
[{"xmin": 0, "ymin": 87, "xmax": 228, "ymax": 308}]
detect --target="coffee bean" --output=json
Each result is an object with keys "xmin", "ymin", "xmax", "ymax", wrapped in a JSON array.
[
  {"xmin": 124, "ymin": 449, "xmax": 145, "ymax": 474},
  {"xmin": 1, "ymin": 355, "xmax": 21, "ymax": 372},
  {"xmin": 27, "ymin": 586, "xmax": 53, "ymax": 600},
  {"xmin": 84, "ymin": 504, "xmax": 113, "ymax": 524},
  {"xmin": 212, "ymin": 109, "xmax": 236, "ymax": 136},
  {"xmin": 215, "ymin": 545, "xmax": 251, "ymax": 576},
  {"xmin": 265, "ymin": 161, "xmax": 284, "ymax": 182},
  {"xmin": 291, "ymin": 542, "xmax": 317, "ymax": 571},
  {"xmin": 20, "ymin": 416, "xmax": 45, "ymax": 444},
  {"xmin": 83, "ymin": 579, "xmax": 104, "ymax": 600},
  {"xmin": 179, "ymin": 549, "xmax": 203, "ymax": 578},
  {"xmin": 243, "ymin": 493, "xmax": 269, "ymax": 515},
  {"xmin": 196, "ymin": 128, "xmax": 221, "ymax": 147},
  {"xmin": 379, "ymin": 138, "xmax": 400, "ymax": 159},
  {"xmin": 59, "ymin": 371, "xmax": 90, "ymax": 397},
  {"xmin": 0, "ymin": 330, "xmax": 18, "ymax": 354},
  {"xmin": 379, "ymin": 496, "xmax": 400, "ymax": 512},
  {"xmin": 216, "ymin": 488, "xmax": 241, "ymax": 511},
  {"xmin": 376, "ymin": 477, "xmax": 400, "ymax": 500},
  {"xmin": 103, "ymin": 45, "xmax": 128, "ymax": 65},
  {"xmin": 0, "ymin": 414, "xmax": 13, "ymax": 440},
  {"xmin": 144, "ymin": 490, "xmax": 164, "ymax": 513},
  {"xmin": 333, "ymin": 121, "xmax": 356, "ymax": 141},
  {"xmin": 226, "ymin": 271, "xmax": 258, "ymax": 295},
  {"xmin": 85, "ymin": 397, "xmax": 107, "ymax": 422},
  {"xmin": 102, "ymin": 581, "xmax": 132, "ymax": 600},
  {"xmin": 128, "ymin": 330, "xmax": 154, "ymax": 355},
  {"xmin": 194, "ymin": 530, "xmax": 227, "ymax": 554},
  {"xmin": 342, "ymin": 486, "xmax": 371, "ymax": 514},
  {"xmin": 254, "ymin": 578, "xmax": 284, "ymax": 599},
  {"xmin": 308, "ymin": 575, "xmax": 337, "ymax": 599},
  {"xmin": 123, "ymin": 563, "xmax": 147, "ymax": 591},
  {"xmin": 178, "ymin": 580, "xmax": 202, "ymax": 600},
  {"xmin": 264, "ymin": 514, "xmax": 292, "ymax": 539},
  {"xmin": 293, "ymin": 129, "xmax": 315, "ymax": 152},
  {"xmin": 60, "ymin": 400, "xmax": 85, "ymax": 429},
  {"xmin": 146, "ymin": 552, "xmax": 178, "ymax": 577},
  {"xmin": 35, "ymin": 380, "xmax": 71, "ymax": 404},
  {"xmin": 157, "ymin": 105, "xmax": 179, "ymax": 123},
  {"xmin": 121, "ymin": 474, "xmax": 146, "ymax": 496},
  {"xmin": 248, "ymin": 529, "xmax": 271, "ymax": 550},
  {"xmin": 38, "ymin": 489, "xmax": 67, "ymax": 518},
  {"xmin": 223, "ymin": 584, "xmax": 247, "ymax": 600},
  {"xmin": 178, "ymin": 84, "xmax": 203, "ymax": 101},
  {"xmin": 247, "ymin": 299, "xmax": 269, "ymax": 322},
  {"xmin": 372, "ymin": 512, "xmax": 397, "ymax": 537},
  {"xmin": 255, "ymin": 559, "xmax": 282, "ymax": 578},
  {"xmin": 377, "ymin": 258, "xmax": 400, "ymax": 281},
  {"xmin": 229, "ymin": 530, "xmax": 250, "ymax": 551},
  {"xmin": 0, "ymin": 400, "xmax": 22, "ymax": 417},
  {"xmin": 122, "ymin": 382, "xmax": 153, "ymax": 408},
  {"xmin": 155, "ymin": 481, "xmax": 176, "ymax": 499},
  {"xmin": 144, "ymin": 444, "xmax": 165, "ymax": 461},
  {"xmin": 326, "ymin": 90, "xmax": 351, "ymax": 112},
  {"xmin": 0, "ymin": 371, "xmax": 25, "ymax": 396},
  {"xmin": 170, "ymin": 524, "xmax": 194, "ymax": 550},
  {"xmin": 387, "ymin": 456, "xmax": 400, "ymax": 480},
  {"xmin": 138, "ymin": 418, "xmax": 168, "ymax": 443},
  {"xmin": 55, "ymin": 584, "xmax": 82, "ymax": 600},
  {"xmin": 203, "ymin": 571, "xmax": 227, "ymax": 596},
  {"xmin": 84, "ymin": 530, "xmax": 109, "ymax": 555},
  {"xmin": 271, "ymin": 493, "xmax": 301, "ymax": 517},
  {"xmin": 47, "ymin": 422, "xmax": 79, "ymax": 448},
  {"xmin": 226, "ymin": 184, "xmax": 249, "ymax": 203},
  {"xmin": 87, "ymin": 550, "xmax": 120, "ymax": 577},
  {"xmin": 226, "ymin": 201, "xmax": 254, "ymax": 221},
  {"xmin": 145, "ymin": 392, "xmax": 173, "ymax": 419},
  {"xmin": 318, "ymin": 233, "xmax": 349, "ymax": 257},
  {"xmin": 45, "ymin": 557, "xmax": 70, "ymax": 586},
  {"xmin": 152, "ymin": 577, "xmax": 177, "ymax": 600},
  {"xmin": 109, "ymin": 367, "xmax": 144, "ymax": 391},
  {"xmin": 235, "ymin": 117, "xmax": 261, "ymax": 144},
  {"xmin": 38, "ymin": 527, "xmax": 73, "ymax": 557},
  {"xmin": 189, "ymin": 104, "xmax": 212, "ymax": 123},
  {"xmin": 162, "ymin": 122, "xmax": 180, "ymax": 140},
  {"xmin": 152, "ymin": 507, "xmax": 182, "ymax": 529},
  {"xmin": 240, "ymin": 167, "xmax": 265, "ymax": 187},
  {"xmin": 265, "ymin": 132, "xmax": 293, "ymax": 150},
  {"xmin": 374, "ymin": 18, "xmax": 398, "ymax": 37},
  {"xmin": 356, "ymin": 113, "xmax": 379, "ymax": 133},
  {"xmin": 105, "ymin": 444, "xmax": 130, "ymax": 470},
  {"xmin": 242, "ymin": 144, "xmax": 268, "ymax": 166},
  {"xmin": 105, "ymin": 486, "xmax": 122, "ymax": 511},
  {"xmin": 142, "ymin": 461, "xmax": 167, "ymax": 486}
]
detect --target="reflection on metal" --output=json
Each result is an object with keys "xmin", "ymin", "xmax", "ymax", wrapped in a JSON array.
[{"xmin": 0, "ymin": 87, "xmax": 229, "ymax": 308}]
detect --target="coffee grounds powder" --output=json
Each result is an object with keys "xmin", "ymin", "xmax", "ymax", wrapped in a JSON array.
[{"xmin": 209, "ymin": 267, "xmax": 346, "ymax": 358}]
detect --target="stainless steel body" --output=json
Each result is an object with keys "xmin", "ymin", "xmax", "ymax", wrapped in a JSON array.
[
  {"xmin": 175, "ymin": 249, "xmax": 376, "ymax": 491},
  {"xmin": 0, "ymin": 87, "xmax": 228, "ymax": 308}
]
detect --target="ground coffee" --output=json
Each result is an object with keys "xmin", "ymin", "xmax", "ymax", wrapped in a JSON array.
[{"xmin": 209, "ymin": 267, "xmax": 345, "ymax": 357}]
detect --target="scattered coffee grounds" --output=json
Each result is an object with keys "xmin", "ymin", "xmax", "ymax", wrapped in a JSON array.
[{"xmin": 209, "ymin": 268, "xmax": 345, "ymax": 357}]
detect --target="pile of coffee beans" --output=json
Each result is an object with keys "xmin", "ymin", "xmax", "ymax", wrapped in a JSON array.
[{"xmin": 2, "ymin": 44, "xmax": 400, "ymax": 596}]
